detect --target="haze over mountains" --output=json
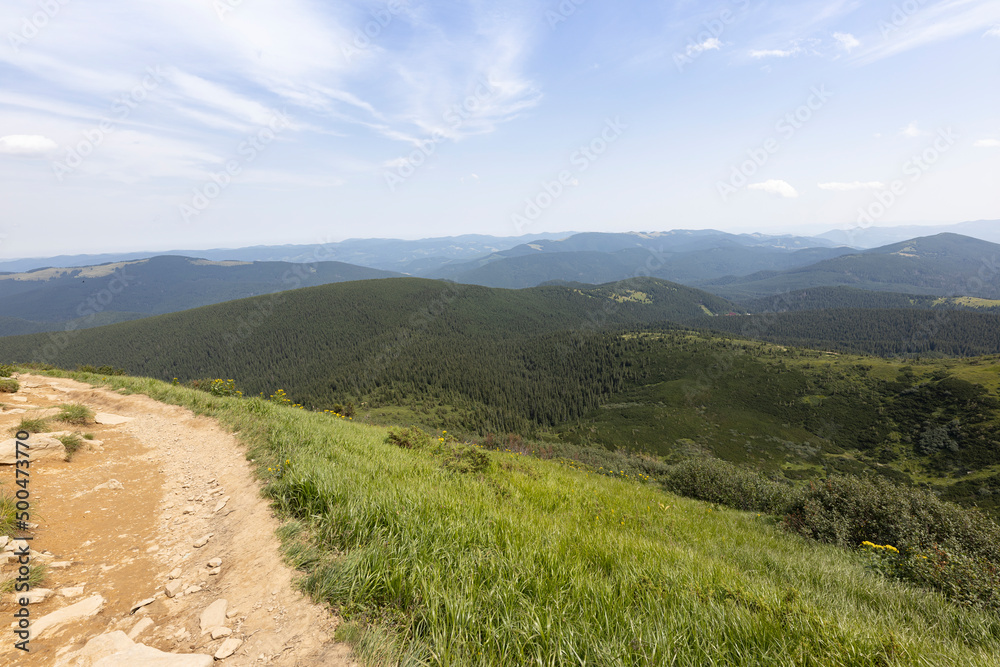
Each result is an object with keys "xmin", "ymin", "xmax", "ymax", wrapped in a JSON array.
[{"xmin": 2, "ymin": 225, "xmax": 997, "ymax": 338}]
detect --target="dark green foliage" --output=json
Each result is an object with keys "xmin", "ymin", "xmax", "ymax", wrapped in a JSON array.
[
  {"xmin": 0, "ymin": 364, "xmax": 15, "ymax": 377},
  {"xmin": 782, "ymin": 475, "xmax": 1000, "ymax": 562},
  {"xmin": 386, "ymin": 427, "xmax": 431, "ymax": 449},
  {"xmin": 659, "ymin": 458, "xmax": 792, "ymax": 514},
  {"xmin": 693, "ymin": 309, "xmax": 1000, "ymax": 357}
]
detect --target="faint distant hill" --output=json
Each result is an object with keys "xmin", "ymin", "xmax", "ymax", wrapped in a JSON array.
[
  {"xmin": 0, "ymin": 255, "xmax": 399, "ymax": 336},
  {"xmin": 820, "ymin": 219, "xmax": 1000, "ymax": 248},
  {"xmin": 699, "ymin": 234, "xmax": 1000, "ymax": 300},
  {"xmin": 0, "ymin": 232, "xmax": 576, "ymax": 275},
  {"xmin": 427, "ymin": 230, "xmax": 850, "ymax": 288}
]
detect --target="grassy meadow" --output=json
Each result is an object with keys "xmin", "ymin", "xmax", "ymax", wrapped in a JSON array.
[{"xmin": 11, "ymin": 368, "xmax": 1000, "ymax": 666}]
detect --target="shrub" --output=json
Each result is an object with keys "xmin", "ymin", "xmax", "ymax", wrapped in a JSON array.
[
  {"xmin": 660, "ymin": 457, "xmax": 792, "ymax": 514},
  {"xmin": 0, "ymin": 378, "xmax": 19, "ymax": 393},
  {"xmin": 782, "ymin": 475, "xmax": 1000, "ymax": 563},
  {"xmin": 862, "ymin": 541, "xmax": 1000, "ymax": 611},
  {"xmin": 0, "ymin": 364, "xmax": 15, "ymax": 378},
  {"xmin": 57, "ymin": 403, "xmax": 94, "ymax": 425},
  {"xmin": 209, "ymin": 378, "xmax": 243, "ymax": 398},
  {"xmin": 442, "ymin": 444, "xmax": 491, "ymax": 474},
  {"xmin": 385, "ymin": 427, "xmax": 430, "ymax": 449}
]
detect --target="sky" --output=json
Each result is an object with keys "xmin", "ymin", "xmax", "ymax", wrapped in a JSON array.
[{"xmin": 1, "ymin": 0, "xmax": 998, "ymax": 258}]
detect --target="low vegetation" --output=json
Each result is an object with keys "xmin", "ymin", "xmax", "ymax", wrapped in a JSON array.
[
  {"xmin": 57, "ymin": 433, "xmax": 85, "ymax": 461},
  {"xmin": 15, "ymin": 368, "xmax": 1000, "ymax": 666},
  {"xmin": 0, "ymin": 378, "xmax": 18, "ymax": 393},
  {"xmin": 13, "ymin": 416, "xmax": 50, "ymax": 434},
  {"xmin": 57, "ymin": 403, "xmax": 95, "ymax": 425}
]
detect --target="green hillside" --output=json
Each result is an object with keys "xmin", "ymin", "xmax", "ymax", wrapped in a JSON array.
[
  {"xmin": 9, "ymin": 369, "xmax": 1000, "ymax": 666},
  {"xmin": 693, "ymin": 308, "xmax": 1000, "ymax": 356},
  {"xmin": 0, "ymin": 276, "xmax": 734, "ymax": 433},
  {"xmin": 2, "ymin": 277, "xmax": 1000, "ymax": 520}
]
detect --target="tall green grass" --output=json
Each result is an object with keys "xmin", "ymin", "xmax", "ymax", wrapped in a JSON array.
[{"xmin": 23, "ymin": 369, "xmax": 1000, "ymax": 666}]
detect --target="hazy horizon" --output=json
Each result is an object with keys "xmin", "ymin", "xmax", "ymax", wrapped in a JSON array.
[{"xmin": 2, "ymin": 1, "xmax": 998, "ymax": 257}]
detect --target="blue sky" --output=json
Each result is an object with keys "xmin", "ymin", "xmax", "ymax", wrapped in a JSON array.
[{"xmin": 1, "ymin": 0, "xmax": 998, "ymax": 257}]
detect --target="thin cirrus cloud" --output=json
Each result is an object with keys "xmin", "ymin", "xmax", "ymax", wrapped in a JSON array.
[
  {"xmin": 818, "ymin": 181, "xmax": 886, "ymax": 191},
  {"xmin": 0, "ymin": 0, "xmax": 543, "ymax": 178},
  {"xmin": 854, "ymin": 0, "xmax": 1000, "ymax": 63},
  {"xmin": 0, "ymin": 134, "xmax": 58, "ymax": 156},
  {"xmin": 974, "ymin": 139, "xmax": 1000, "ymax": 147},
  {"xmin": 748, "ymin": 180, "xmax": 799, "ymax": 198}
]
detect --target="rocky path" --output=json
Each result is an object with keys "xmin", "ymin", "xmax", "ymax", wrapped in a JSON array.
[{"xmin": 0, "ymin": 374, "xmax": 358, "ymax": 666}]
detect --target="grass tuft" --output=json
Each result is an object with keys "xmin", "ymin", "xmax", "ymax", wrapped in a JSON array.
[
  {"xmin": 57, "ymin": 433, "xmax": 85, "ymax": 461},
  {"xmin": 57, "ymin": 403, "xmax": 94, "ymax": 425},
  {"xmin": 13, "ymin": 417, "xmax": 50, "ymax": 434}
]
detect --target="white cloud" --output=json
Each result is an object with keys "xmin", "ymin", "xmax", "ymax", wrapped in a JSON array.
[
  {"xmin": 833, "ymin": 32, "xmax": 860, "ymax": 52},
  {"xmin": 748, "ymin": 180, "xmax": 799, "ymax": 198},
  {"xmin": 0, "ymin": 135, "xmax": 58, "ymax": 156},
  {"xmin": 749, "ymin": 47, "xmax": 801, "ymax": 59},
  {"xmin": 986, "ymin": 25, "xmax": 1000, "ymax": 37},
  {"xmin": 818, "ymin": 181, "xmax": 886, "ymax": 191},
  {"xmin": 900, "ymin": 121, "xmax": 926, "ymax": 137},
  {"xmin": 686, "ymin": 38, "xmax": 722, "ymax": 56},
  {"xmin": 974, "ymin": 138, "xmax": 1000, "ymax": 147}
]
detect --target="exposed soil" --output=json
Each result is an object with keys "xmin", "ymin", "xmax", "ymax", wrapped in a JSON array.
[{"xmin": 0, "ymin": 374, "xmax": 358, "ymax": 666}]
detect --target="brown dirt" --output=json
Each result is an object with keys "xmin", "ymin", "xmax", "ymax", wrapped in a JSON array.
[{"xmin": 0, "ymin": 374, "xmax": 359, "ymax": 666}]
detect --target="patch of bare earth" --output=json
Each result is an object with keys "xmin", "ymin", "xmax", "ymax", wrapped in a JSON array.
[{"xmin": 0, "ymin": 374, "xmax": 358, "ymax": 666}]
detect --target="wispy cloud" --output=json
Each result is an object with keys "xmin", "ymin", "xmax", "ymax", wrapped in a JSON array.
[
  {"xmin": 899, "ymin": 121, "xmax": 927, "ymax": 138},
  {"xmin": 857, "ymin": 0, "xmax": 1000, "ymax": 63},
  {"xmin": 818, "ymin": 181, "xmax": 885, "ymax": 191},
  {"xmin": 686, "ymin": 38, "xmax": 722, "ymax": 56},
  {"xmin": 749, "ymin": 47, "xmax": 801, "ymax": 59},
  {"xmin": 974, "ymin": 138, "xmax": 1000, "ymax": 147},
  {"xmin": 748, "ymin": 180, "xmax": 799, "ymax": 198},
  {"xmin": 833, "ymin": 32, "xmax": 860, "ymax": 52}
]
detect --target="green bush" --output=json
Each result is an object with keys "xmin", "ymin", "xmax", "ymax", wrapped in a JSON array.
[
  {"xmin": 0, "ymin": 378, "xmax": 19, "ymax": 393},
  {"xmin": 385, "ymin": 426, "xmax": 430, "ymax": 449},
  {"xmin": 57, "ymin": 403, "xmax": 94, "ymax": 425},
  {"xmin": 660, "ymin": 457, "xmax": 792, "ymax": 514},
  {"xmin": 209, "ymin": 378, "xmax": 243, "ymax": 397},
  {"xmin": 782, "ymin": 475, "xmax": 1000, "ymax": 562},
  {"xmin": 0, "ymin": 364, "xmax": 15, "ymax": 378},
  {"xmin": 442, "ymin": 443, "xmax": 491, "ymax": 474}
]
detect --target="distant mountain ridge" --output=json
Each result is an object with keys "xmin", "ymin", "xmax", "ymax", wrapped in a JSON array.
[
  {"xmin": 0, "ymin": 255, "xmax": 399, "ymax": 336},
  {"xmin": 700, "ymin": 233, "xmax": 1000, "ymax": 300}
]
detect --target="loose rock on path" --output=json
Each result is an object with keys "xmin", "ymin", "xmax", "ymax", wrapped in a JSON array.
[{"xmin": 0, "ymin": 374, "xmax": 358, "ymax": 666}]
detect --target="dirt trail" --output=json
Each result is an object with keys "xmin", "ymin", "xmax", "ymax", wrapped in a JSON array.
[{"xmin": 0, "ymin": 374, "xmax": 358, "ymax": 666}]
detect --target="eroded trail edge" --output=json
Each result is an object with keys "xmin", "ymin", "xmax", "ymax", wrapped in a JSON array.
[{"xmin": 0, "ymin": 373, "xmax": 357, "ymax": 666}]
